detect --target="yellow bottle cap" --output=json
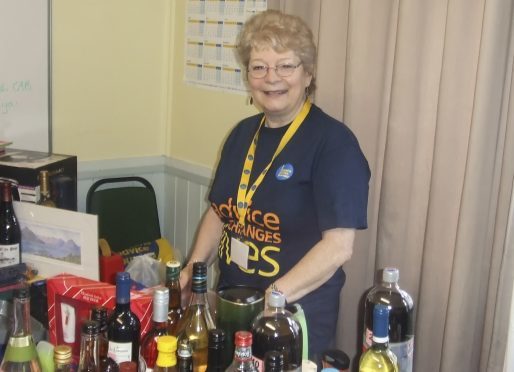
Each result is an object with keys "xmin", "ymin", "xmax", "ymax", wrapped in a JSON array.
[{"xmin": 157, "ymin": 335, "xmax": 177, "ymax": 353}]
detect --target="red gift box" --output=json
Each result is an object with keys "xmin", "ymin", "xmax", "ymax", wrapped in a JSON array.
[{"xmin": 46, "ymin": 273, "xmax": 153, "ymax": 362}]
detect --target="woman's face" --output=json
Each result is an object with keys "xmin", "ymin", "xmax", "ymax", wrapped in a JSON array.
[{"xmin": 247, "ymin": 48, "xmax": 312, "ymax": 127}]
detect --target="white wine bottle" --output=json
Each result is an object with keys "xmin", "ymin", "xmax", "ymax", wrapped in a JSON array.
[{"xmin": 359, "ymin": 304, "xmax": 398, "ymax": 372}]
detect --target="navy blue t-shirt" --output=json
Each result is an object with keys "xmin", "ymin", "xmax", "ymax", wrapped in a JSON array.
[{"xmin": 209, "ymin": 104, "xmax": 370, "ymax": 357}]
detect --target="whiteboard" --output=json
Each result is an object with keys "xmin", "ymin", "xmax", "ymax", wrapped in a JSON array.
[{"xmin": 0, "ymin": 0, "xmax": 51, "ymax": 152}]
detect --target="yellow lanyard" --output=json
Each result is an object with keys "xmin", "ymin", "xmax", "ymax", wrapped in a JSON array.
[{"xmin": 236, "ymin": 99, "xmax": 312, "ymax": 227}]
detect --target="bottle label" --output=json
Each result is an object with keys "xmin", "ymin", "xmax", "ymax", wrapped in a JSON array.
[
  {"xmin": 252, "ymin": 355, "xmax": 263, "ymax": 372},
  {"xmin": 0, "ymin": 243, "xmax": 20, "ymax": 268},
  {"xmin": 107, "ymin": 341, "xmax": 132, "ymax": 364},
  {"xmin": 390, "ymin": 337, "xmax": 414, "ymax": 372}
]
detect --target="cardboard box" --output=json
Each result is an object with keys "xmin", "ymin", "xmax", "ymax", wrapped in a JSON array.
[
  {"xmin": 0, "ymin": 148, "xmax": 77, "ymax": 210},
  {"xmin": 46, "ymin": 274, "xmax": 153, "ymax": 362}
]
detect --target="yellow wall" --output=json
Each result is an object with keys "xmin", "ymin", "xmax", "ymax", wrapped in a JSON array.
[{"xmin": 52, "ymin": 0, "xmax": 257, "ymax": 168}]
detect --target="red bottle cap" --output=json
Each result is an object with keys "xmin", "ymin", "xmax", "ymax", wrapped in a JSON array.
[{"xmin": 234, "ymin": 331, "xmax": 252, "ymax": 347}]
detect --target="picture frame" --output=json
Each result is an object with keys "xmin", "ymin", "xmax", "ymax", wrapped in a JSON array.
[{"xmin": 13, "ymin": 201, "xmax": 99, "ymax": 280}]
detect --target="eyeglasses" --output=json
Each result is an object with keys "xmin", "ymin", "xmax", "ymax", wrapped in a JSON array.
[{"xmin": 247, "ymin": 62, "xmax": 303, "ymax": 78}]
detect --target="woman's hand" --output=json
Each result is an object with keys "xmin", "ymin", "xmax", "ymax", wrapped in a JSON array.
[
  {"xmin": 179, "ymin": 262, "xmax": 194, "ymax": 307},
  {"xmin": 268, "ymin": 228, "xmax": 355, "ymax": 304}
]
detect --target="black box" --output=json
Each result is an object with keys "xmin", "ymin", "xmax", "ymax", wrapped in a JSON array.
[{"xmin": 0, "ymin": 148, "xmax": 77, "ymax": 210}]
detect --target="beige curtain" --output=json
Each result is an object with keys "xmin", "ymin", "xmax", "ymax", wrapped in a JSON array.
[{"xmin": 269, "ymin": 0, "xmax": 514, "ymax": 370}]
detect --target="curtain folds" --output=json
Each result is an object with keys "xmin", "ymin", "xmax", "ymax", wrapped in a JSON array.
[{"xmin": 275, "ymin": 0, "xmax": 514, "ymax": 370}]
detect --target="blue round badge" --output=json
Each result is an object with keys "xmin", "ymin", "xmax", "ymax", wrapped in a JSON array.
[{"xmin": 275, "ymin": 163, "xmax": 294, "ymax": 181}]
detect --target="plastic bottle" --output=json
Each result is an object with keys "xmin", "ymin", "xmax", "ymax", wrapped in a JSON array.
[{"xmin": 363, "ymin": 268, "xmax": 414, "ymax": 372}]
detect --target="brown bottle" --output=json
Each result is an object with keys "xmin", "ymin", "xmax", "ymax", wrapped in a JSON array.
[
  {"xmin": 166, "ymin": 260, "xmax": 183, "ymax": 335},
  {"xmin": 38, "ymin": 170, "xmax": 56, "ymax": 207},
  {"xmin": 78, "ymin": 320, "xmax": 100, "ymax": 372},
  {"xmin": 91, "ymin": 306, "xmax": 118, "ymax": 371}
]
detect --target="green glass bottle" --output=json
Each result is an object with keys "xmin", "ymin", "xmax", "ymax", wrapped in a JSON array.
[
  {"xmin": 0, "ymin": 287, "xmax": 42, "ymax": 372},
  {"xmin": 359, "ymin": 304, "xmax": 398, "ymax": 372}
]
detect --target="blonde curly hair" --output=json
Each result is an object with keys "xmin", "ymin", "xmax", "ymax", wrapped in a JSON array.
[{"xmin": 236, "ymin": 9, "xmax": 317, "ymax": 94}]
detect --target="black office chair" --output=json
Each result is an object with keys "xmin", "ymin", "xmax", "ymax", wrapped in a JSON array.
[{"xmin": 86, "ymin": 176, "xmax": 161, "ymax": 253}]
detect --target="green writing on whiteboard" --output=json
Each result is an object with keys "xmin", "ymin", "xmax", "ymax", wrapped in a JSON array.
[
  {"xmin": 0, "ymin": 101, "xmax": 17, "ymax": 114},
  {"xmin": 0, "ymin": 80, "xmax": 32, "ymax": 115},
  {"xmin": 0, "ymin": 80, "xmax": 32, "ymax": 94}
]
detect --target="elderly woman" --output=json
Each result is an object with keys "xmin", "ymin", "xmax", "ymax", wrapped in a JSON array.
[{"xmin": 181, "ymin": 9, "xmax": 370, "ymax": 359}]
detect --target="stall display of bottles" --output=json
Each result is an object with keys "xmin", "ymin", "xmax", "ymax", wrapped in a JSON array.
[
  {"xmin": 226, "ymin": 331, "xmax": 258, "ymax": 372},
  {"xmin": 263, "ymin": 350, "xmax": 284, "ymax": 372},
  {"xmin": 107, "ymin": 272, "xmax": 141, "ymax": 365},
  {"xmin": 78, "ymin": 320, "xmax": 101, "ymax": 372},
  {"xmin": 359, "ymin": 304, "xmax": 399, "ymax": 372},
  {"xmin": 363, "ymin": 268, "xmax": 414, "ymax": 372},
  {"xmin": 141, "ymin": 287, "xmax": 171, "ymax": 371},
  {"xmin": 205, "ymin": 329, "xmax": 225, "ymax": 372},
  {"xmin": 166, "ymin": 260, "xmax": 183, "ymax": 335},
  {"xmin": 176, "ymin": 262, "xmax": 215, "ymax": 372},
  {"xmin": 251, "ymin": 291, "xmax": 302, "ymax": 371},
  {"xmin": 53, "ymin": 344, "xmax": 73, "ymax": 372},
  {"xmin": 0, "ymin": 181, "xmax": 21, "ymax": 268},
  {"xmin": 154, "ymin": 336, "xmax": 178, "ymax": 372},
  {"xmin": 91, "ymin": 306, "xmax": 118, "ymax": 371},
  {"xmin": 177, "ymin": 339, "xmax": 193, "ymax": 372},
  {"xmin": 38, "ymin": 170, "xmax": 55, "ymax": 207},
  {"xmin": 0, "ymin": 287, "xmax": 42, "ymax": 372}
]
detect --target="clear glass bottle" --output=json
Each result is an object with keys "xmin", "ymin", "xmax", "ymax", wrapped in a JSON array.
[
  {"xmin": 107, "ymin": 272, "xmax": 141, "ymax": 365},
  {"xmin": 363, "ymin": 268, "xmax": 414, "ymax": 372},
  {"xmin": 154, "ymin": 336, "xmax": 178, "ymax": 372},
  {"xmin": 91, "ymin": 306, "xmax": 118, "ymax": 371},
  {"xmin": 206, "ymin": 329, "xmax": 225, "ymax": 372},
  {"xmin": 38, "ymin": 170, "xmax": 55, "ymax": 207},
  {"xmin": 78, "ymin": 320, "xmax": 100, "ymax": 372},
  {"xmin": 53, "ymin": 344, "xmax": 73, "ymax": 372},
  {"xmin": 176, "ymin": 262, "xmax": 215, "ymax": 372},
  {"xmin": 0, "ymin": 181, "xmax": 21, "ymax": 268},
  {"xmin": 141, "ymin": 287, "xmax": 170, "ymax": 371},
  {"xmin": 177, "ymin": 339, "xmax": 193, "ymax": 372},
  {"xmin": 0, "ymin": 287, "xmax": 42, "ymax": 372},
  {"xmin": 251, "ymin": 291, "xmax": 302, "ymax": 371},
  {"xmin": 166, "ymin": 260, "xmax": 183, "ymax": 335},
  {"xmin": 226, "ymin": 331, "xmax": 258, "ymax": 372},
  {"xmin": 359, "ymin": 304, "xmax": 398, "ymax": 372}
]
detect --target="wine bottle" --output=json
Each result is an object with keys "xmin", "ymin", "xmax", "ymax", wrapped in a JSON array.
[
  {"xmin": 177, "ymin": 339, "xmax": 193, "ymax": 372},
  {"xmin": 119, "ymin": 361, "xmax": 138, "ymax": 372},
  {"xmin": 363, "ymin": 268, "xmax": 414, "ymax": 372},
  {"xmin": 226, "ymin": 331, "xmax": 258, "ymax": 372},
  {"xmin": 107, "ymin": 272, "xmax": 141, "ymax": 365},
  {"xmin": 38, "ymin": 170, "xmax": 55, "ymax": 207},
  {"xmin": 0, "ymin": 287, "xmax": 42, "ymax": 372},
  {"xmin": 0, "ymin": 181, "xmax": 21, "ymax": 268},
  {"xmin": 176, "ymin": 262, "xmax": 215, "ymax": 372},
  {"xmin": 54, "ymin": 344, "xmax": 73, "ymax": 372},
  {"xmin": 263, "ymin": 351, "xmax": 284, "ymax": 372},
  {"xmin": 91, "ymin": 306, "xmax": 118, "ymax": 371},
  {"xmin": 78, "ymin": 320, "xmax": 100, "ymax": 372},
  {"xmin": 205, "ymin": 328, "xmax": 225, "ymax": 372},
  {"xmin": 141, "ymin": 287, "xmax": 170, "ymax": 371},
  {"xmin": 359, "ymin": 304, "xmax": 398, "ymax": 372},
  {"xmin": 166, "ymin": 260, "xmax": 183, "ymax": 335},
  {"xmin": 251, "ymin": 291, "xmax": 302, "ymax": 371},
  {"xmin": 154, "ymin": 335, "xmax": 178, "ymax": 372}
]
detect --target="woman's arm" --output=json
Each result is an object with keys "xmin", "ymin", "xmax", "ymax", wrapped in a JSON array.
[
  {"xmin": 179, "ymin": 206, "xmax": 224, "ymax": 304},
  {"xmin": 270, "ymin": 227, "xmax": 355, "ymax": 303}
]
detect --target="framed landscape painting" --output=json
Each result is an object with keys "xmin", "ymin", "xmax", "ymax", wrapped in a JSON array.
[{"xmin": 13, "ymin": 201, "xmax": 99, "ymax": 280}]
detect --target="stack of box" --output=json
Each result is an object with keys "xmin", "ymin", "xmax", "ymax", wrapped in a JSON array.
[{"xmin": 0, "ymin": 148, "xmax": 77, "ymax": 210}]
